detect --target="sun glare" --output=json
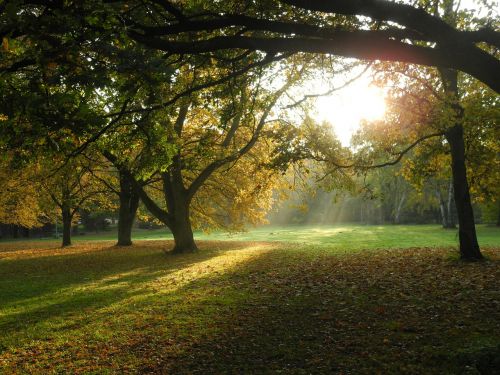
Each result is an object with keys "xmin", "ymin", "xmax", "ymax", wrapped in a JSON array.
[{"xmin": 313, "ymin": 78, "xmax": 386, "ymax": 146}]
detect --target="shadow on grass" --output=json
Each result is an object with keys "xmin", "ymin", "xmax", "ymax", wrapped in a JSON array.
[
  {"xmin": 0, "ymin": 241, "xmax": 250, "ymax": 336},
  {"xmin": 129, "ymin": 247, "xmax": 499, "ymax": 374},
  {"xmin": 1, "ymin": 244, "xmax": 499, "ymax": 374}
]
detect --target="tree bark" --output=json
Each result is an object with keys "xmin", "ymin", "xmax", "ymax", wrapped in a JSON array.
[
  {"xmin": 437, "ymin": 188, "xmax": 448, "ymax": 228},
  {"xmin": 445, "ymin": 124, "xmax": 482, "ymax": 260},
  {"xmin": 117, "ymin": 171, "xmax": 140, "ymax": 246},
  {"xmin": 168, "ymin": 168, "xmax": 198, "ymax": 253},
  {"xmin": 440, "ymin": 65, "xmax": 482, "ymax": 260},
  {"xmin": 128, "ymin": 169, "xmax": 198, "ymax": 254},
  {"xmin": 496, "ymin": 201, "xmax": 500, "ymax": 227},
  {"xmin": 171, "ymin": 205, "xmax": 198, "ymax": 254},
  {"xmin": 394, "ymin": 191, "xmax": 406, "ymax": 224},
  {"xmin": 445, "ymin": 179, "xmax": 456, "ymax": 229},
  {"xmin": 61, "ymin": 206, "xmax": 72, "ymax": 247},
  {"xmin": 437, "ymin": 181, "xmax": 456, "ymax": 229}
]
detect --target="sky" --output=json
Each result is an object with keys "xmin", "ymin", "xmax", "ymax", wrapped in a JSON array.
[
  {"xmin": 312, "ymin": 73, "xmax": 386, "ymax": 146},
  {"xmin": 309, "ymin": 0, "xmax": 497, "ymax": 147}
]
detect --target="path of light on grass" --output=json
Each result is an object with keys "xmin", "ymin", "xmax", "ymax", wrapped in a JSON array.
[{"xmin": 0, "ymin": 243, "xmax": 275, "ymax": 324}]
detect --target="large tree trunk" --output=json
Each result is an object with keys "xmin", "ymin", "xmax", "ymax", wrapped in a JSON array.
[
  {"xmin": 170, "ymin": 184, "xmax": 198, "ymax": 254},
  {"xmin": 130, "ymin": 169, "xmax": 199, "ymax": 254},
  {"xmin": 61, "ymin": 206, "xmax": 72, "ymax": 247},
  {"xmin": 440, "ymin": 64, "xmax": 482, "ymax": 260},
  {"xmin": 164, "ymin": 152, "xmax": 198, "ymax": 253},
  {"xmin": 117, "ymin": 171, "xmax": 140, "ymax": 246},
  {"xmin": 445, "ymin": 124, "xmax": 482, "ymax": 260},
  {"xmin": 171, "ymin": 207, "xmax": 197, "ymax": 254}
]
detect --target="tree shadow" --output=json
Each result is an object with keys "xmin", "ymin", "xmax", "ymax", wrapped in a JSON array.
[
  {"xmin": 124, "ymin": 247, "xmax": 499, "ymax": 374},
  {"xmin": 1, "ymin": 245, "xmax": 498, "ymax": 374},
  {"xmin": 0, "ymin": 241, "xmax": 255, "ymax": 337}
]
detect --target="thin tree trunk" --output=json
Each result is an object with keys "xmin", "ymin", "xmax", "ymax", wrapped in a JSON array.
[
  {"xmin": 62, "ymin": 206, "xmax": 72, "ymax": 247},
  {"xmin": 446, "ymin": 124, "xmax": 482, "ymax": 260},
  {"xmin": 437, "ymin": 188, "xmax": 447, "ymax": 228},
  {"xmin": 445, "ymin": 179, "xmax": 456, "ymax": 228},
  {"xmin": 394, "ymin": 191, "xmax": 406, "ymax": 224},
  {"xmin": 117, "ymin": 171, "xmax": 140, "ymax": 246},
  {"xmin": 496, "ymin": 201, "xmax": 500, "ymax": 227}
]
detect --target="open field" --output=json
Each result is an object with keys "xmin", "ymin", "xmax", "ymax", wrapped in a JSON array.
[
  {"xmin": 6, "ymin": 224, "xmax": 500, "ymax": 250},
  {"xmin": 0, "ymin": 227, "xmax": 499, "ymax": 374}
]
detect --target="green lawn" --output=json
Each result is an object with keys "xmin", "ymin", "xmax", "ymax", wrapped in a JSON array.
[
  {"xmin": 0, "ymin": 226, "xmax": 499, "ymax": 373},
  {"xmin": 44, "ymin": 223, "xmax": 500, "ymax": 251}
]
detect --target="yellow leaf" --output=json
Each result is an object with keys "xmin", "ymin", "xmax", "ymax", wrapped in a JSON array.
[{"xmin": 2, "ymin": 37, "xmax": 8, "ymax": 51}]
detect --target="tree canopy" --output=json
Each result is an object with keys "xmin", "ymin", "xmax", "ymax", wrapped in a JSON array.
[{"xmin": 0, "ymin": 0, "xmax": 498, "ymax": 258}]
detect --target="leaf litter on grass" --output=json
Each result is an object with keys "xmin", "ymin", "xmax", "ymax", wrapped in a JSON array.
[{"xmin": 0, "ymin": 241, "xmax": 499, "ymax": 374}]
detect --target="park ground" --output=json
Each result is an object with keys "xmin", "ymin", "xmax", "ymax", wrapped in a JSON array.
[{"xmin": 0, "ymin": 224, "xmax": 499, "ymax": 374}]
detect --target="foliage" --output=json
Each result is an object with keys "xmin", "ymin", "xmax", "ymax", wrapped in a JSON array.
[
  {"xmin": 352, "ymin": 58, "xmax": 499, "ymax": 210},
  {"xmin": 39, "ymin": 155, "xmax": 113, "ymax": 222},
  {"xmin": 0, "ymin": 157, "xmax": 46, "ymax": 228}
]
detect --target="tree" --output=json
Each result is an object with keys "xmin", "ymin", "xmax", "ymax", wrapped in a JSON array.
[
  {"xmin": 84, "ymin": 160, "xmax": 142, "ymax": 247},
  {"xmin": 0, "ymin": 156, "xmax": 48, "ymax": 231},
  {"xmin": 1, "ymin": 0, "xmax": 497, "ymax": 257},
  {"xmin": 402, "ymin": 150, "xmax": 457, "ymax": 229},
  {"xmin": 116, "ymin": 171, "xmax": 140, "ymax": 246},
  {"xmin": 2, "ymin": 1, "xmax": 499, "ymax": 93},
  {"xmin": 124, "ymin": 0, "xmax": 500, "ymax": 93},
  {"xmin": 40, "ymin": 155, "xmax": 110, "ymax": 247},
  {"xmin": 352, "ymin": 48, "xmax": 498, "ymax": 259},
  {"xmin": 103, "ymin": 57, "xmax": 303, "ymax": 253}
]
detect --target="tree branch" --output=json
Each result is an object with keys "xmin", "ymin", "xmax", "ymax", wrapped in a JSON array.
[
  {"xmin": 318, "ymin": 132, "xmax": 445, "ymax": 180},
  {"xmin": 129, "ymin": 32, "xmax": 500, "ymax": 93}
]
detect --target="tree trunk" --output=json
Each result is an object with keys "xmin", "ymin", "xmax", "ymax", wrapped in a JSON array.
[
  {"xmin": 164, "ymin": 156, "xmax": 198, "ymax": 253},
  {"xmin": 130, "ymin": 169, "xmax": 198, "ymax": 254},
  {"xmin": 497, "ymin": 202, "xmax": 500, "ymax": 227},
  {"xmin": 445, "ymin": 179, "xmax": 456, "ymax": 228},
  {"xmin": 171, "ymin": 202, "xmax": 197, "ymax": 254},
  {"xmin": 394, "ymin": 191, "xmax": 406, "ymax": 224},
  {"xmin": 445, "ymin": 124, "xmax": 482, "ymax": 260},
  {"xmin": 437, "ymin": 181, "xmax": 456, "ymax": 229},
  {"xmin": 440, "ymin": 64, "xmax": 482, "ymax": 260},
  {"xmin": 437, "ymin": 188, "xmax": 448, "ymax": 228},
  {"xmin": 117, "ymin": 171, "xmax": 140, "ymax": 246},
  {"xmin": 61, "ymin": 206, "xmax": 72, "ymax": 247}
]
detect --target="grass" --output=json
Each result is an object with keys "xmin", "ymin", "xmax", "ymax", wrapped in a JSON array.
[
  {"xmin": 17, "ymin": 223, "xmax": 500, "ymax": 251},
  {"xmin": 0, "ymin": 226, "xmax": 499, "ymax": 374}
]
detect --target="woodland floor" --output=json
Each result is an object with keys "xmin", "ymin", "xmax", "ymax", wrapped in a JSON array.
[{"xmin": 0, "ymin": 233, "xmax": 499, "ymax": 374}]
